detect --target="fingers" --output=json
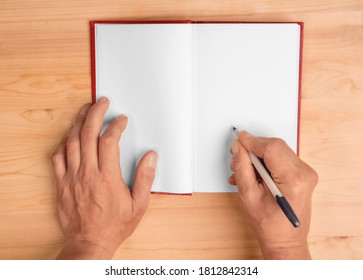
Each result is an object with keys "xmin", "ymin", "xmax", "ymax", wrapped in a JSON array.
[
  {"xmin": 131, "ymin": 151, "xmax": 158, "ymax": 211},
  {"xmin": 237, "ymin": 130, "xmax": 270, "ymax": 158},
  {"xmin": 51, "ymin": 132, "xmax": 69, "ymax": 180},
  {"xmin": 99, "ymin": 115, "xmax": 128, "ymax": 173},
  {"xmin": 237, "ymin": 130, "xmax": 298, "ymax": 163},
  {"xmin": 80, "ymin": 97, "xmax": 110, "ymax": 169},
  {"xmin": 230, "ymin": 140, "xmax": 260, "ymax": 196},
  {"xmin": 66, "ymin": 104, "xmax": 91, "ymax": 174},
  {"xmin": 237, "ymin": 131, "xmax": 304, "ymax": 181}
]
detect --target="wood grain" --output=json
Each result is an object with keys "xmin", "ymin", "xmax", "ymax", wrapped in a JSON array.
[{"xmin": 0, "ymin": 0, "xmax": 362, "ymax": 259}]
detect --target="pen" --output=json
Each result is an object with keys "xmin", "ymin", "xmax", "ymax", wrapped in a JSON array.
[{"xmin": 232, "ymin": 126, "xmax": 301, "ymax": 228}]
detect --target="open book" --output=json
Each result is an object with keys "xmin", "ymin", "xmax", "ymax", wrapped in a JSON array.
[{"xmin": 91, "ymin": 21, "xmax": 302, "ymax": 194}]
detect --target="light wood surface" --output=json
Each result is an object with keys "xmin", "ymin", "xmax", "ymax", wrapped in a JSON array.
[{"xmin": 0, "ymin": 0, "xmax": 362, "ymax": 260}]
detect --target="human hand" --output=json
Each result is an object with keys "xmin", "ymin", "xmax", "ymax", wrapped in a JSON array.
[
  {"xmin": 51, "ymin": 97, "xmax": 158, "ymax": 259},
  {"xmin": 229, "ymin": 131, "xmax": 318, "ymax": 259}
]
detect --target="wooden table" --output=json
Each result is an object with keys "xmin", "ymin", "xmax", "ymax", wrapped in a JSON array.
[{"xmin": 1, "ymin": 0, "xmax": 362, "ymax": 260}]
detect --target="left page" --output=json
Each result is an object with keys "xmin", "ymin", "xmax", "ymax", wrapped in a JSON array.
[{"xmin": 94, "ymin": 23, "xmax": 193, "ymax": 193}]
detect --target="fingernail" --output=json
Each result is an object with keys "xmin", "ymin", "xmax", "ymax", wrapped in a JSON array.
[
  {"xmin": 98, "ymin": 96, "xmax": 108, "ymax": 103},
  {"xmin": 231, "ymin": 141, "xmax": 240, "ymax": 155},
  {"xmin": 118, "ymin": 114, "xmax": 127, "ymax": 120},
  {"xmin": 146, "ymin": 151, "xmax": 158, "ymax": 168}
]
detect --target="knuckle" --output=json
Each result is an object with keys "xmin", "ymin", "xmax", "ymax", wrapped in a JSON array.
[
  {"xmin": 231, "ymin": 157, "xmax": 243, "ymax": 172},
  {"xmin": 294, "ymin": 163, "xmax": 319, "ymax": 188},
  {"xmin": 265, "ymin": 138, "xmax": 286, "ymax": 153},
  {"xmin": 57, "ymin": 188, "xmax": 66, "ymax": 200},
  {"xmin": 80, "ymin": 169, "xmax": 95, "ymax": 186},
  {"xmin": 101, "ymin": 173, "xmax": 113, "ymax": 185},
  {"xmin": 308, "ymin": 166, "xmax": 319, "ymax": 188},
  {"xmin": 143, "ymin": 166, "xmax": 156, "ymax": 181},
  {"xmin": 99, "ymin": 134, "xmax": 115, "ymax": 147},
  {"xmin": 289, "ymin": 183, "xmax": 305, "ymax": 197},
  {"xmin": 81, "ymin": 126, "xmax": 94, "ymax": 142},
  {"xmin": 288, "ymin": 170, "xmax": 305, "ymax": 188},
  {"xmin": 67, "ymin": 135, "xmax": 79, "ymax": 150},
  {"xmin": 294, "ymin": 170, "xmax": 306, "ymax": 184},
  {"xmin": 286, "ymin": 167, "xmax": 317, "ymax": 198},
  {"xmin": 51, "ymin": 152, "xmax": 61, "ymax": 164},
  {"xmin": 57, "ymin": 185, "xmax": 70, "ymax": 202},
  {"xmin": 87, "ymin": 105, "xmax": 98, "ymax": 116}
]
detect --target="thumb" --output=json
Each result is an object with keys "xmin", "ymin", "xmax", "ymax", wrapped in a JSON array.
[{"xmin": 132, "ymin": 151, "xmax": 158, "ymax": 210}]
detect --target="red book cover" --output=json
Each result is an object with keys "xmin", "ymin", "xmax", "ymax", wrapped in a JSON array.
[{"xmin": 90, "ymin": 21, "xmax": 303, "ymax": 195}]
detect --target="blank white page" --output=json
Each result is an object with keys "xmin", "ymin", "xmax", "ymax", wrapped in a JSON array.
[
  {"xmin": 193, "ymin": 24, "xmax": 301, "ymax": 192},
  {"xmin": 95, "ymin": 24, "xmax": 193, "ymax": 193}
]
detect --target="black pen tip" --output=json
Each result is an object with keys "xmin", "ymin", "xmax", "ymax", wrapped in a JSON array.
[{"xmin": 232, "ymin": 126, "xmax": 237, "ymax": 131}]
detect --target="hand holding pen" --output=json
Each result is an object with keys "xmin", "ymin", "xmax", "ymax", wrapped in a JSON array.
[
  {"xmin": 232, "ymin": 127, "xmax": 300, "ymax": 228},
  {"xmin": 229, "ymin": 129, "xmax": 318, "ymax": 260}
]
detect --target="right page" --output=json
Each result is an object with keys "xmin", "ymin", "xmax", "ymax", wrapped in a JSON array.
[{"xmin": 193, "ymin": 23, "xmax": 301, "ymax": 192}]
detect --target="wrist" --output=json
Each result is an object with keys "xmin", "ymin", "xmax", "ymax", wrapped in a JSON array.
[
  {"xmin": 56, "ymin": 238, "xmax": 118, "ymax": 260},
  {"xmin": 260, "ymin": 241, "xmax": 311, "ymax": 260}
]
